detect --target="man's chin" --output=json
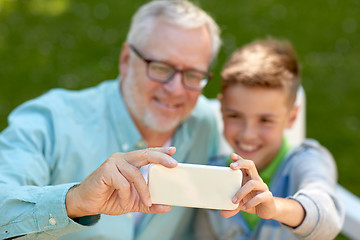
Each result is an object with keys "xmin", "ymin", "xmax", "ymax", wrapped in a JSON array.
[
  {"xmin": 146, "ymin": 121, "xmax": 179, "ymax": 133},
  {"xmin": 144, "ymin": 116, "xmax": 183, "ymax": 133}
]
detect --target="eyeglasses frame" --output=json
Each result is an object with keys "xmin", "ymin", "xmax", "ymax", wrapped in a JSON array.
[{"xmin": 129, "ymin": 44, "xmax": 212, "ymax": 91}]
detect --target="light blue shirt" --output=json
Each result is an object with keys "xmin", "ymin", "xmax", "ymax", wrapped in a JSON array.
[{"xmin": 0, "ymin": 79, "xmax": 219, "ymax": 240}]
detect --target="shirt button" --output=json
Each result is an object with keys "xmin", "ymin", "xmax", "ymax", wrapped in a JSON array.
[
  {"xmin": 136, "ymin": 140, "xmax": 146, "ymax": 149},
  {"xmin": 122, "ymin": 143, "xmax": 129, "ymax": 151},
  {"xmin": 49, "ymin": 218, "xmax": 57, "ymax": 226}
]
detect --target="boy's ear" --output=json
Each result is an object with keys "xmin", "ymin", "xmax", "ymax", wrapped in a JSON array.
[{"xmin": 287, "ymin": 105, "xmax": 299, "ymax": 129}]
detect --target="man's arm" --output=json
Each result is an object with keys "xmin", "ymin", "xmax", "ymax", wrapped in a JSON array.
[
  {"xmin": 1, "ymin": 140, "xmax": 177, "ymax": 240},
  {"xmin": 0, "ymin": 100, "xmax": 177, "ymax": 239},
  {"xmin": 0, "ymin": 103, "xmax": 85, "ymax": 239}
]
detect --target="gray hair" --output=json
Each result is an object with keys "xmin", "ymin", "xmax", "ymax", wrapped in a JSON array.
[{"xmin": 126, "ymin": 0, "xmax": 221, "ymax": 62}]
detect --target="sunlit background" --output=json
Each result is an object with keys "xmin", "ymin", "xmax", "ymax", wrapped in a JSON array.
[{"xmin": 0, "ymin": 0, "xmax": 359, "ymax": 238}]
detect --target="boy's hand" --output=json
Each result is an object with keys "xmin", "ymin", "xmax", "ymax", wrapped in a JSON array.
[
  {"xmin": 221, "ymin": 153, "xmax": 276, "ymax": 219},
  {"xmin": 220, "ymin": 153, "xmax": 305, "ymax": 228}
]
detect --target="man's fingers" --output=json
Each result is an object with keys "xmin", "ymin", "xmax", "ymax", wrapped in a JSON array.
[
  {"xmin": 121, "ymin": 147, "xmax": 178, "ymax": 168},
  {"xmin": 103, "ymin": 147, "xmax": 178, "ymax": 210},
  {"xmin": 148, "ymin": 146, "xmax": 177, "ymax": 156},
  {"xmin": 116, "ymin": 160, "xmax": 152, "ymax": 207},
  {"xmin": 103, "ymin": 165, "xmax": 133, "ymax": 209},
  {"xmin": 146, "ymin": 204, "xmax": 172, "ymax": 214}
]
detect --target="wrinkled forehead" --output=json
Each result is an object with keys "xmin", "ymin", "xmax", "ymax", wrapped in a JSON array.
[
  {"xmin": 132, "ymin": 15, "xmax": 212, "ymax": 48},
  {"xmin": 140, "ymin": 21, "xmax": 213, "ymax": 70}
]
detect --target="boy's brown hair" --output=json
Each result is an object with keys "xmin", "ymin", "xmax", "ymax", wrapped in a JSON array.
[{"xmin": 221, "ymin": 38, "xmax": 300, "ymax": 106}]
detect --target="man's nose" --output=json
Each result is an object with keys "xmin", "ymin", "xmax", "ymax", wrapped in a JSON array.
[{"xmin": 163, "ymin": 72, "xmax": 185, "ymax": 94}]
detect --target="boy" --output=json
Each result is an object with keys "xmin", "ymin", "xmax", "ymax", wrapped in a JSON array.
[{"xmin": 196, "ymin": 39, "xmax": 344, "ymax": 239}]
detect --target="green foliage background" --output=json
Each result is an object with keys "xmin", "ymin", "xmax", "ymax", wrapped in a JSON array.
[{"xmin": 0, "ymin": 1, "xmax": 359, "ymax": 238}]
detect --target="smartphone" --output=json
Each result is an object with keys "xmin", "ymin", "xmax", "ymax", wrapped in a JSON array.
[{"xmin": 148, "ymin": 163, "xmax": 242, "ymax": 210}]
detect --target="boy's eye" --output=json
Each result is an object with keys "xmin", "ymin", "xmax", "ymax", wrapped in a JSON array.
[
  {"xmin": 260, "ymin": 118, "xmax": 273, "ymax": 123},
  {"xmin": 225, "ymin": 113, "xmax": 239, "ymax": 119}
]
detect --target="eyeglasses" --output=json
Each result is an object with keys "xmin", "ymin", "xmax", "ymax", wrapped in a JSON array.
[{"xmin": 129, "ymin": 44, "xmax": 212, "ymax": 91}]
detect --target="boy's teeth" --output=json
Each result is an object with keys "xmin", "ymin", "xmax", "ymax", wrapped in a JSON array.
[{"xmin": 240, "ymin": 144, "xmax": 257, "ymax": 151}]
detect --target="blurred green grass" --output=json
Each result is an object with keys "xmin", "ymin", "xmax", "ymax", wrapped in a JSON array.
[{"xmin": 0, "ymin": 1, "xmax": 359, "ymax": 238}]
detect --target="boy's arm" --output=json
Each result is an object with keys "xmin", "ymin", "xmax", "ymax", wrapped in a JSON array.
[
  {"xmin": 222, "ymin": 143, "xmax": 344, "ymax": 239},
  {"xmin": 271, "ymin": 197, "xmax": 305, "ymax": 227},
  {"xmin": 282, "ymin": 142, "xmax": 344, "ymax": 239}
]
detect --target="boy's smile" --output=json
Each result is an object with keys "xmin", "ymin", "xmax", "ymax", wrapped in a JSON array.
[{"xmin": 221, "ymin": 85, "xmax": 297, "ymax": 171}]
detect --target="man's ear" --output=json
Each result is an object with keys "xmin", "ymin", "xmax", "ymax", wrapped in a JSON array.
[
  {"xmin": 287, "ymin": 105, "xmax": 299, "ymax": 129},
  {"xmin": 217, "ymin": 93, "xmax": 223, "ymax": 102},
  {"xmin": 119, "ymin": 43, "xmax": 130, "ymax": 78}
]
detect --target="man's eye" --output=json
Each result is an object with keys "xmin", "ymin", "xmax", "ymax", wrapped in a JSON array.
[
  {"xmin": 185, "ymin": 72, "xmax": 202, "ymax": 80},
  {"xmin": 152, "ymin": 65, "xmax": 171, "ymax": 73}
]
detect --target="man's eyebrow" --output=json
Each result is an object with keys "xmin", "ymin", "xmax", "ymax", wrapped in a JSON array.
[{"xmin": 147, "ymin": 52, "xmax": 209, "ymax": 72}]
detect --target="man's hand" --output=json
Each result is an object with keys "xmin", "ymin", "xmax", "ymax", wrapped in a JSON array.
[
  {"xmin": 65, "ymin": 147, "xmax": 177, "ymax": 218},
  {"xmin": 221, "ymin": 153, "xmax": 305, "ymax": 227}
]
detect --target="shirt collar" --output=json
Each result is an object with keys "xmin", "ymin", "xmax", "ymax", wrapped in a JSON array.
[
  {"xmin": 107, "ymin": 77, "xmax": 143, "ymax": 152},
  {"xmin": 260, "ymin": 138, "xmax": 291, "ymax": 187}
]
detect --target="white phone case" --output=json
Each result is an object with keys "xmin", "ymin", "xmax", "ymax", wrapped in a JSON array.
[{"xmin": 148, "ymin": 163, "xmax": 242, "ymax": 210}]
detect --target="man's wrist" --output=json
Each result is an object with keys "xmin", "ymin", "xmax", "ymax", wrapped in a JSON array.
[
  {"xmin": 65, "ymin": 184, "xmax": 84, "ymax": 219},
  {"xmin": 72, "ymin": 215, "xmax": 101, "ymax": 226}
]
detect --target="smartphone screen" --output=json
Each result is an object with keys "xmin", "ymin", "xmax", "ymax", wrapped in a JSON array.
[{"xmin": 148, "ymin": 163, "xmax": 242, "ymax": 210}]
